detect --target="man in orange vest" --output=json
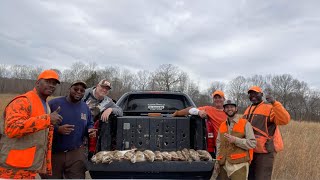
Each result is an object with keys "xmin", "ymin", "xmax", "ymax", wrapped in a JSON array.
[
  {"xmin": 173, "ymin": 90, "xmax": 227, "ymax": 158},
  {"xmin": 215, "ymin": 99, "xmax": 256, "ymax": 180},
  {"xmin": 243, "ymin": 86, "xmax": 290, "ymax": 180},
  {"xmin": 0, "ymin": 69, "xmax": 63, "ymax": 179}
]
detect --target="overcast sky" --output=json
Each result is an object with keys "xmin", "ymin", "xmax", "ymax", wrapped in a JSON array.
[{"xmin": 1, "ymin": 0, "xmax": 320, "ymax": 91}]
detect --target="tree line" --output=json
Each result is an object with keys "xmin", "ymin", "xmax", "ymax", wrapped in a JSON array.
[{"xmin": 0, "ymin": 63, "xmax": 319, "ymax": 122}]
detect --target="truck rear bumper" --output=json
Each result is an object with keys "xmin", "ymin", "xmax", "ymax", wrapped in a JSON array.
[{"xmin": 87, "ymin": 161, "xmax": 214, "ymax": 179}]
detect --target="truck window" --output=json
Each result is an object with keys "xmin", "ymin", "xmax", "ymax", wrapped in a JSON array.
[{"xmin": 124, "ymin": 94, "xmax": 191, "ymax": 111}]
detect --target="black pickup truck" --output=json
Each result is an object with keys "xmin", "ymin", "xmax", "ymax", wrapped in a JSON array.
[{"xmin": 87, "ymin": 91, "xmax": 214, "ymax": 179}]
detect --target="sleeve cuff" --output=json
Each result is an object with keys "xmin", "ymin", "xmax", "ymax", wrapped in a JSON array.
[{"xmin": 189, "ymin": 108, "xmax": 199, "ymax": 115}]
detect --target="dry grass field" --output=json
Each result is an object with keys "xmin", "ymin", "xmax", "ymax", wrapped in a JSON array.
[
  {"xmin": 272, "ymin": 120, "xmax": 320, "ymax": 180},
  {"xmin": 0, "ymin": 94, "xmax": 319, "ymax": 179}
]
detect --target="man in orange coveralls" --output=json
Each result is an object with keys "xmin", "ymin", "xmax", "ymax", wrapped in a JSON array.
[
  {"xmin": 0, "ymin": 69, "xmax": 63, "ymax": 179},
  {"xmin": 173, "ymin": 90, "xmax": 227, "ymax": 158}
]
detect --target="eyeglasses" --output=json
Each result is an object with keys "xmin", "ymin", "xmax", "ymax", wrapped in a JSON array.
[{"xmin": 72, "ymin": 87, "xmax": 85, "ymax": 93}]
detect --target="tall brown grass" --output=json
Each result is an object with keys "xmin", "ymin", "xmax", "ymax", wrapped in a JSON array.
[
  {"xmin": 1, "ymin": 94, "xmax": 319, "ymax": 179},
  {"xmin": 273, "ymin": 120, "xmax": 320, "ymax": 180},
  {"xmin": 0, "ymin": 94, "xmax": 17, "ymax": 115}
]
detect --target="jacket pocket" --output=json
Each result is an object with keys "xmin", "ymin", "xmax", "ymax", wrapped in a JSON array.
[
  {"xmin": 6, "ymin": 146, "xmax": 36, "ymax": 168},
  {"xmin": 254, "ymin": 135, "xmax": 268, "ymax": 153}
]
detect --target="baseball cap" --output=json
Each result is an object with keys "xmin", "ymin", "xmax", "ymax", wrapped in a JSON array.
[
  {"xmin": 70, "ymin": 80, "xmax": 87, "ymax": 89},
  {"xmin": 212, "ymin": 90, "xmax": 225, "ymax": 98},
  {"xmin": 248, "ymin": 86, "xmax": 263, "ymax": 93},
  {"xmin": 37, "ymin": 69, "xmax": 60, "ymax": 84},
  {"xmin": 98, "ymin": 79, "xmax": 111, "ymax": 89},
  {"xmin": 223, "ymin": 99, "xmax": 237, "ymax": 107}
]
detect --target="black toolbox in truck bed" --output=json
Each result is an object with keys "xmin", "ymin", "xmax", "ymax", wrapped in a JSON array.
[{"xmin": 87, "ymin": 91, "xmax": 214, "ymax": 179}]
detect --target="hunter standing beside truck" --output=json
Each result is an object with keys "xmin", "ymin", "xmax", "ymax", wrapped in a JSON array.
[
  {"xmin": 216, "ymin": 99, "xmax": 256, "ymax": 180},
  {"xmin": 46, "ymin": 80, "xmax": 95, "ymax": 179},
  {"xmin": 0, "ymin": 69, "xmax": 62, "ymax": 179},
  {"xmin": 83, "ymin": 79, "xmax": 123, "ymax": 157},
  {"xmin": 173, "ymin": 90, "xmax": 227, "ymax": 158},
  {"xmin": 244, "ymin": 86, "xmax": 290, "ymax": 180}
]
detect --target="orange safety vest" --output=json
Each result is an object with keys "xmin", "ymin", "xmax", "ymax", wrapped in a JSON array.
[
  {"xmin": 243, "ymin": 101, "xmax": 283, "ymax": 153},
  {"xmin": 217, "ymin": 118, "xmax": 253, "ymax": 165},
  {"xmin": 0, "ymin": 90, "xmax": 50, "ymax": 173}
]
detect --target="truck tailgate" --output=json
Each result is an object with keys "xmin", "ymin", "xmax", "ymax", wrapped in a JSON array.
[{"xmin": 87, "ymin": 160, "xmax": 214, "ymax": 179}]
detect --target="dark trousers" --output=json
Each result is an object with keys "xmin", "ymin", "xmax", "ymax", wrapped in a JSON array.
[
  {"xmin": 248, "ymin": 152, "xmax": 275, "ymax": 180},
  {"xmin": 218, "ymin": 166, "xmax": 247, "ymax": 180},
  {"xmin": 46, "ymin": 147, "xmax": 86, "ymax": 179}
]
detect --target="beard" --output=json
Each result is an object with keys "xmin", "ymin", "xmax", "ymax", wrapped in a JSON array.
[
  {"xmin": 227, "ymin": 112, "xmax": 237, "ymax": 117},
  {"xmin": 224, "ymin": 110, "xmax": 237, "ymax": 117}
]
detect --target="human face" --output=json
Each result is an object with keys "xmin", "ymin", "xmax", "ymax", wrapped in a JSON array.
[
  {"xmin": 248, "ymin": 91, "xmax": 263, "ymax": 105},
  {"xmin": 213, "ymin": 95, "xmax": 225, "ymax": 109},
  {"xmin": 36, "ymin": 79, "xmax": 58, "ymax": 97},
  {"xmin": 223, "ymin": 104, "xmax": 237, "ymax": 117},
  {"xmin": 69, "ymin": 84, "xmax": 86, "ymax": 102},
  {"xmin": 95, "ymin": 84, "xmax": 110, "ymax": 99}
]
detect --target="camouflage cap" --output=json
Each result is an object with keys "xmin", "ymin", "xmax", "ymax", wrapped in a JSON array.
[
  {"xmin": 223, "ymin": 99, "xmax": 237, "ymax": 107},
  {"xmin": 98, "ymin": 79, "xmax": 111, "ymax": 89}
]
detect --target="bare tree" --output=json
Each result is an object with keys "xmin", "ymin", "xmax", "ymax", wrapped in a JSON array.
[
  {"xmin": 152, "ymin": 64, "xmax": 184, "ymax": 91},
  {"xmin": 61, "ymin": 62, "xmax": 97, "ymax": 83},
  {"xmin": 177, "ymin": 72, "xmax": 189, "ymax": 92},
  {"xmin": 10, "ymin": 65, "xmax": 31, "ymax": 79},
  {"xmin": 307, "ymin": 90, "xmax": 320, "ymax": 121},
  {"xmin": 207, "ymin": 81, "xmax": 226, "ymax": 98},
  {"xmin": 271, "ymin": 74, "xmax": 298, "ymax": 108},
  {"xmin": 0, "ymin": 64, "xmax": 9, "ymax": 78},
  {"xmin": 247, "ymin": 75, "xmax": 269, "ymax": 89},
  {"xmin": 134, "ymin": 70, "xmax": 151, "ymax": 90},
  {"xmin": 227, "ymin": 76, "xmax": 249, "ymax": 112}
]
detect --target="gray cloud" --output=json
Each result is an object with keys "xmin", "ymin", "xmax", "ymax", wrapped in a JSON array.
[{"xmin": 1, "ymin": 0, "xmax": 320, "ymax": 90}]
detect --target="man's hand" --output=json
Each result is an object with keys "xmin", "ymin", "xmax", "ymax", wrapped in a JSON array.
[
  {"xmin": 50, "ymin": 106, "xmax": 63, "ymax": 125},
  {"xmin": 198, "ymin": 110, "xmax": 207, "ymax": 119},
  {"xmin": 212, "ymin": 161, "xmax": 220, "ymax": 179},
  {"xmin": 224, "ymin": 133, "xmax": 236, "ymax": 143},
  {"xmin": 172, "ymin": 111, "xmax": 179, "ymax": 117},
  {"xmin": 101, "ymin": 108, "xmax": 112, "ymax": 122},
  {"xmin": 58, "ymin": 124, "xmax": 75, "ymax": 135},
  {"xmin": 88, "ymin": 128, "xmax": 98, "ymax": 138},
  {"xmin": 265, "ymin": 94, "xmax": 275, "ymax": 104}
]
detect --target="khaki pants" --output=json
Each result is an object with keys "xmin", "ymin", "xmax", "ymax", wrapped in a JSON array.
[
  {"xmin": 248, "ymin": 152, "xmax": 275, "ymax": 180},
  {"xmin": 45, "ymin": 147, "xmax": 86, "ymax": 179}
]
